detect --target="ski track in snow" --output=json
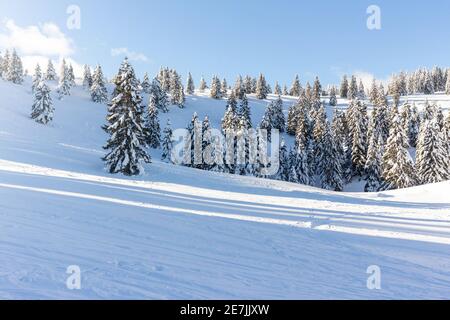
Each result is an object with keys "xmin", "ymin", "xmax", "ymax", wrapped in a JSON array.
[{"xmin": 0, "ymin": 79, "xmax": 449, "ymax": 299}]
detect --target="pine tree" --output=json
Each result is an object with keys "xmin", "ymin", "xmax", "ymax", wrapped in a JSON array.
[
  {"xmin": 90, "ymin": 65, "xmax": 109, "ymax": 103},
  {"xmin": 275, "ymin": 139, "xmax": 290, "ymax": 181},
  {"xmin": 446, "ymin": 70, "xmax": 450, "ymax": 95},
  {"xmin": 381, "ymin": 110, "xmax": 417, "ymax": 190},
  {"xmin": 312, "ymin": 105, "xmax": 328, "ymax": 179},
  {"xmin": 186, "ymin": 72, "xmax": 195, "ymax": 95},
  {"xmin": 290, "ymin": 75, "xmax": 302, "ymax": 97},
  {"xmin": 369, "ymin": 79, "xmax": 379, "ymax": 104},
  {"xmin": 161, "ymin": 119, "xmax": 174, "ymax": 163},
  {"xmin": 148, "ymin": 78, "xmax": 169, "ymax": 113},
  {"xmin": 141, "ymin": 73, "xmax": 151, "ymax": 94},
  {"xmin": 271, "ymin": 96, "xmax": 286, "ymax": 132},
  {"xmin": 102, "ymin": 58, "xmax": 151, "ymax": 176},
  {"xmin": 358, "ymin": 80, "xmax": 366, "ymax": 99},
  {"xmin": 293, "ymin": 109, "xmax": 311, "ymax": 185},
  {"xmin": 199, "ymin": 77, "xmax": 207, "ymax": 93},
  {"xmin": 31, "ymin": 80, "xmax": 54, "ymax": 125},
  {"xmin": 332, "ymin": 109, "xmax": 352, "ymax": 183},
  {"xmin": 349, "ymin": 99, "xmax": 368, "ymax": 177},
  {"xmin": 255, "ymin": 73, "xmax": 268, "ymax": 99},
  {"xmin": 146, "ymin": 93, "xmax": 161, "ymax": 149},
  {"xmin": 416, "ymin": 117, "xmax": 449, "ymax": 184},
  {"xmin": 340, "ymin": 75, "xmax": 349, "ymax": 98},
  {"xmin": 82, "ymin": 65, "xmax": 92, "ymax": 89},
  {"xmin": 348, "ymin": 75, "xmax": 358, "ymax": 100},
  {"xmin": 45, "ymin": 59, "xmax": 57, "ymax": 81},
  {"xmin": 221, "ymin": 92, "xmax": 238, "ymax": 131},
  {"xmin": 32, "ymin": 64, "xmax": 42, "ymax": 93},
  {"xmin": 210, "ymin": 75, "xmax": 222, "ymax": 99},
  {"xmin": 282, "ymin": 84, "xmax": 288, "ymax": 96}
]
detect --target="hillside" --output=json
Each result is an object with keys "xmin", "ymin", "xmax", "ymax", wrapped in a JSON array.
[{"xmin": 0, "ymin": 78, "xmax": 449, "ymax": 299}]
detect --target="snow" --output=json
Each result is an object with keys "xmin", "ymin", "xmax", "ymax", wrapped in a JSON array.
[{"xmin": 0, "ymin": 78, "xmax": 449, "ymax": 299}]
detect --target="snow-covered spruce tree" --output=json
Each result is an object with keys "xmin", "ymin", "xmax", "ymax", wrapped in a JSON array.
[
  {"xmin": 68, "ymin": 64, "xmax": 76, "ymax": 87},
  {"xmin": 332, "ymin": 109, "xmax": 352, "ymax": 183},
  {"xmin": 274, "ymin": 81, "xmax": 282, "ymax": 96},
  {"xmin": 312, "ymin": 76, "xmax": 322, "ymax": 100},
  {"xmin": 45, "ymin": 59, "xmax": 57, "ymax": 81},
  {"xmin": 446, "ymin": 70, "xmax": 450, "ymax": 94},
  {"xmin": 7, "ymin": 49, "xmax": 24, "ymax": 84},
  {"xmin": 380, "ymin": 110, "xmax": 417, "ymax": 190},
  {"xmin": 364, "ymin": 133, "xmax": 383, "ymax": 192},
  {"xmin": 31, "ymin": 80, "xmax": 54, "ymax": 125},
  {"xmin": 186, "ymin": 72, "xmax": 195, "ymax": 95},
  {"xmin": 57, "ymin": 59, "xmax": 71, "ymax": 98},
  {"xmin": 287, "ymin": 102, "xmax": 300, "ymax": 136},
  {"xmin": 348, "ymin": 75, "xmax": 358, "ymax": 100},
  {"xmin": 146, "ymin": 93, "xmax": 161, "ymax": 149},
  {"xmin": 82, "ymin": 65, "xmax": 92, "ymax": 89},
  {"xmin": 423, "ymin": 101, "xmax": 436, "ymax": 122},
  {"xmin": 160, "ymin": 67, "xmax": 171, "ymax": 93},
  {"xmin": 221, "ymin": 92, "xmax": 238, "ymax": 132},
  {"xmin": 238, "ymin": 93, "xmax": 252, "ymax": 129},
  {"xmin": 282, "ymin": 84, "xmax": 289, "ymax": 96},
  {"xmin": 220, "ymin": 78, "xmax": 228, "ymax": 98},
  {"xmin": 407, "ymin": 104, "xmax": 421, "ymax": 148},
  {"xmin": 423, "ymin": 71, "xmax": 435, "ymax": 95},
  {"xmin": 102, "ymin": 58, "xmax": 151, "ymax": 176},
  {"xmin": 242, "ymin": 75, "xmax": 252, "ymax": 94},
  {"xmin": 141, "ymin": 73, "xmax": 151, "ymax": 94},
  {"xmin": 233, "ymin": 75, "xmax": 245, "ymax": 99},
  {"xmin": 312, "ymin": 105, "xmax": 328, "ymax": 178},
  {"xmin": 161, "ymin": 119, "xmax": 174, "ymax": 163},
  {"xmin": 369, "ymin": 79, "xmax": 379, "ymax": 104},
  {"xmin": 259, "ymin": 104, "xmax": 274, "ymax": 142},
  {"xmin": 321, "ymin": 124, "xmax": 344, "ymax": 191},
  {"xmin": 275, "ymin": 139, "xmax": 290, "ymax": 181},
  {"xmin": 329, "ymin": 86, "xmax": 337, "ymax": 106},
  {"xmin": 170, "ymin": 70, "xmax": 185, "ymax": 108},
  {"xmin": 0, "ymin": 53, "xmax": 3, "ymax": 78},
  {"xmin": 290, "ymin": 74, "xmax": 302, "ymax": 97},
  {"xmin": 349, "ymin": 99, "xmax": 368, "ymax": 177},
  {"xmin": 293, "ymin": 109, "xmax": 311, "ymax": 185},
  {"xmin": 255, "ymin": 73, "xmax": 268, "ymax": 99},
  {"xmin": 90, "ymin": 65, "xmax": 108, "ymax": 103},
  {"xmin": 199, "ymin": 76, "xmax": 207, "ymax": 93},
  {"xmin": 415, "ymin": 117, "xmax": 449, "ymax": 184},
  {"xmin": 32, "ymin": 64, "xmax": 42, "ymax": 93},
  {"xmin": 272, "ymin": 96, "xmax": 286, "ymax": 132},
  {"xmin": 210, "ymin": 75, "xmax": 222, "ymax": 99},
  {"xmin": 201, "ymin": 116, "xmax": 215, "ymax": 171},
  {"xmin": 147, "ymin": 78, "xmax": 169, "ymax": 113},
  {"xmin": 340, "ymin": 75, "xmax": 349, "ymax": 98},
  {"xmin": 1, "ymin": 50, "xmax": 10, "ymax": 80},
  {"xmin": 358, "ymin": 80, "xmax": 366, "ymax": 99}
]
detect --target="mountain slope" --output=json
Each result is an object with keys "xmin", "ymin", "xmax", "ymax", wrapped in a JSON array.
[{"xmin": 0, "ymin": 79, "xmax": 449, "ymax": 299}]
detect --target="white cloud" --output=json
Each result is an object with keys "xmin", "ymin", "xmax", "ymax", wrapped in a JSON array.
[
  {"xmin": 111, "ymin": 47, "xmax": 148, "ymax": 62},
  {"xmin": 0, "ymin": 19, "xmax": 74, "ymax": 57},
  {"xmin": 0, "ymin": 19, "xmax": 84, "ymax": 78},
  {"xmin": 330, "ymin": 66, "xmax": 390, "ymax": 89}
]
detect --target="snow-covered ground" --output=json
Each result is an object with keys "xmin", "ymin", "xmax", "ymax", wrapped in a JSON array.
[{"xmin": 0, "ymin": 79, "xmax": 449, "ymax": 299}]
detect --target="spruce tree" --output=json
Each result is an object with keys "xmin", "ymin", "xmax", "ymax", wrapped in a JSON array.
[
  {"xmin": 90, "ymin": 65, "xmax": 108, "ymax": 103},
  {"xmin": 312, "ymin": 76, "xmax": 322, "ymax": 100},
  {"xmin": 45, "ymin": 59, "xmax": 57, "ymax": 81},
  {"xmin": 364, "ymin": 133, "xmax": 383, "ymax": 192},
  {"xmin": 274, "ymin": 82, "xmax": 282, "ymax": 96},
  {"xmin": 255, "ymin": 73, "xmax": 268, "ymax": 99},
  {"xmin": 146, "ymin": 94, "xmax": 161, "ymax": 149},
  {"xmin": 332, "ymin": 109, "xmax": 352, "ymax": 183},
  {"xmin": 148, "ymin": 78, "xmax": 169, "ymax": 112},
  {"xmin": 446, "ymin": 70, "xmax": 450, "ymax": 95},
  {"xmin": 321, "ymin": 124, "xmax": 344, "ymax": 191},
  {"xmin": 238, "ymin": 94, "xmax": 252, "ymax": 129},
  {"xmin": 340, "ymin": 75, "xmax": 349, "ymax": 98},
  {"xmin": 275, "ymin": 139, "xmax": 290, "ymax": 181},
  {"xmin": 220, "ymin": 78, "xmax": 228, "ymax": 98},
  {"xmin": 32, "ymin": 64, "xmax": 42, "ymax": 93},
  {"xmin": 199, "ymin": 77, "xmax": 207, "ymax": 93},
  {"xmin": 381, "ymin": 110, "xmax": 417, "ymax": 190},
  {"xmin": 161, "ymin": 119, "xmax": 174, "ymax": 163},
  {"xmin": 82, "ymin": 65, "xmax": 92, "ymax": 89},
  {"xmin": 170, "ymin": 70, "xmax": 185, "ymax": 107},
  {"xmin": 103, "ymin": 58, "xmax": 150, "ymax": 176},
  {"xmin": 68, "ymin": 64, "xmax": 76, "ymax": 87},
  {"xmin": 1, "ymin": 50, "xmax": 10, "ymax": 80},
  {"xmin": 233, "ymin": 75, "xmax": 245, "ymax": 99},
  {"xmin": 141, "ymin": 73, "xmax": 151, "ymax": 94},
  {"xmin": 186, "ymin": 72, "xmax": 195, "ymax": 95},
  {"xmin": 348, "ymin": 75, "xmax": 358, "ymax": 100},
  {"xmin": 31, "ymin": 80, "xmax": 54, "ymax": 125},
  {"xmin": 7, "ymin": 49, "xmax": 24, "ymax": 84},
  {"xmin": 290, "ymin": 75, "xmax": 302, "ymax": 97},
  {"xmin": 57, "ymin": 59, "xmax": 71, "ymax": 98},
  {"xmin": 313, "ymin": 105, "xmax": 328, "ymax": 178},
  {"xmin": 329, "ymin": 86, "xmax": 337, "ymax": 106},
  {"xmin": 272, "ymin": 96, "xmax": 286, "ymax": 132},
  {"xmin": 210, "ymin": 75, "xmax": 222, "ymax": 99},
  {"xmin": 416, "ymin": 117, "xmax": 449, "ymax": 184},
  {"xmin": 221, "ymin": 92, "xmax": 238, "ymax": 131}
]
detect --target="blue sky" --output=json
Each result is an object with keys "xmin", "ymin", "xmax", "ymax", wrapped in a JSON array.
[{"xmin": 1, "ymin": 0, "xmax": 450, "ymax": 86}]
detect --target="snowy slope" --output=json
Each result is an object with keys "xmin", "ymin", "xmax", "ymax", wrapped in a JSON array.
[{"xmin": 0, "ymin": 78, "xmax": 449, "ymax": 299}]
